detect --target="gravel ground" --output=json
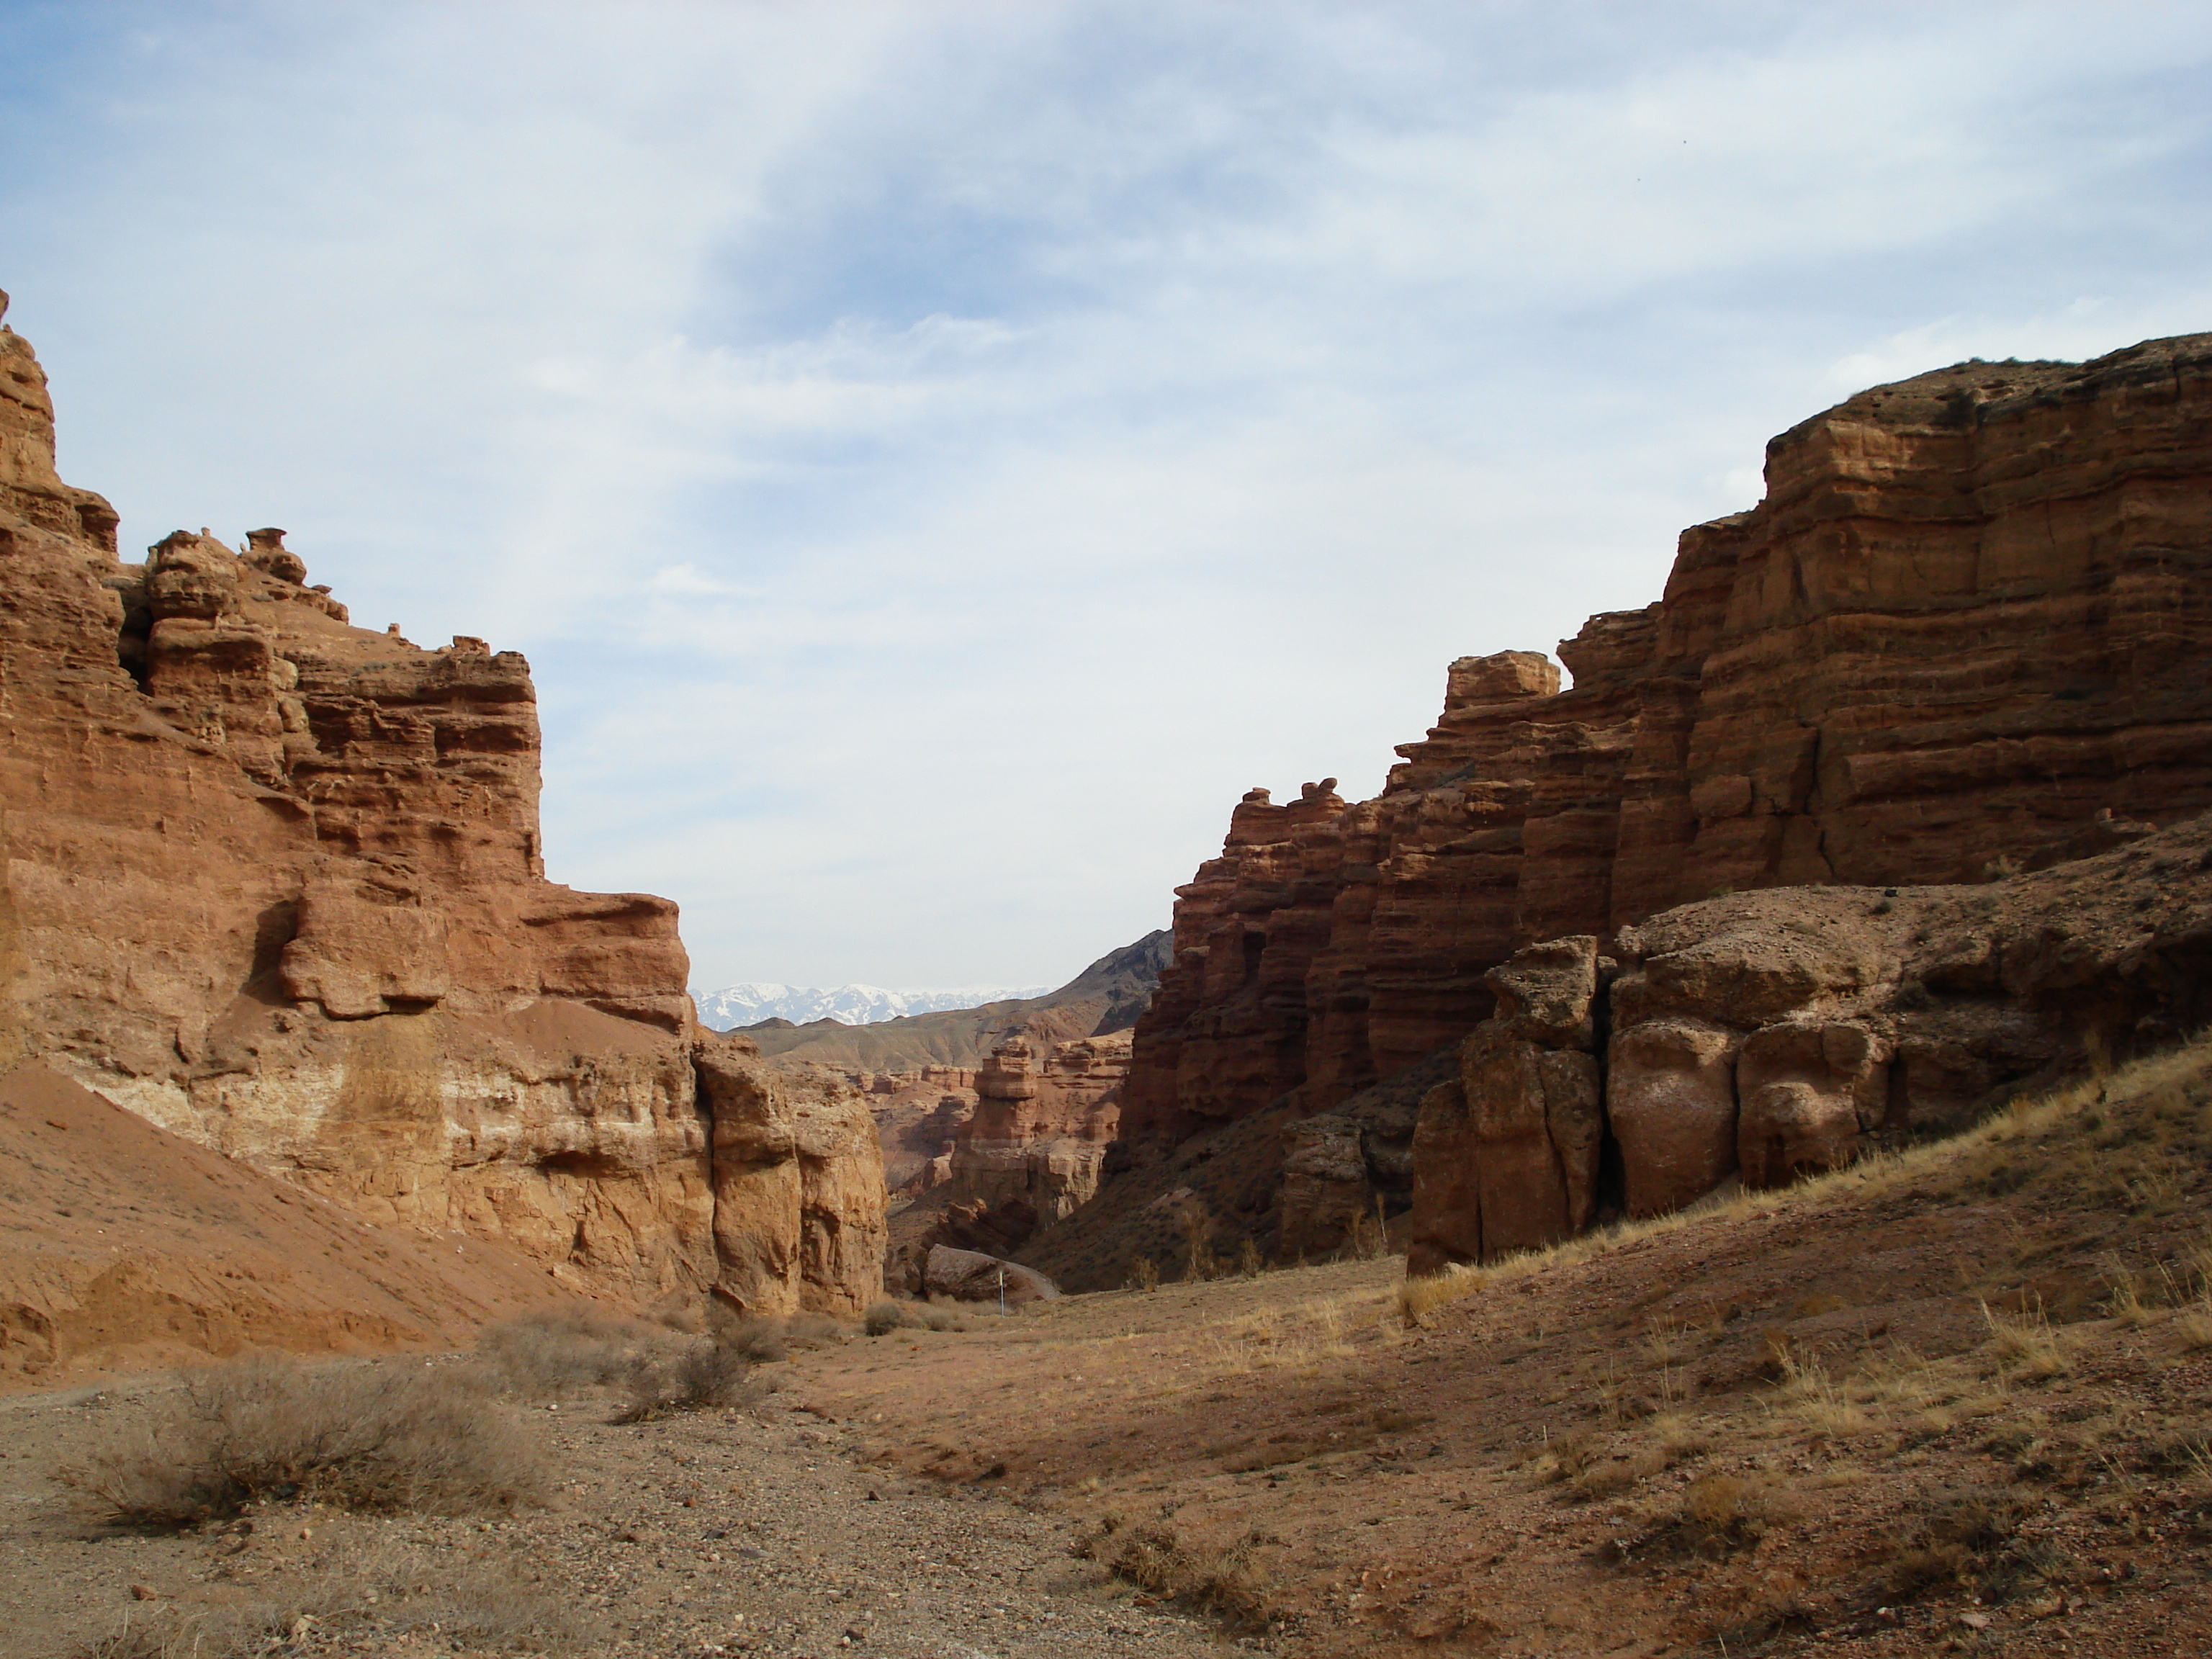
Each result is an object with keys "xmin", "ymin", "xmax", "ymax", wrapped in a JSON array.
[{"xmin": 0, "ymin": 1362, "xmax": 1241, "ymax": 1659}]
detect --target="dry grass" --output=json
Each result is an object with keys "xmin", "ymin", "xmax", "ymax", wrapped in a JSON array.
[
  {"xmin": 60, "ymin": 1357, "xmax": 548, "ymax": 1529},
  {"xmin": 78, "ymin": 1533, "xmax": 581, "ymax": 1656},
  {"xmin": 476, "ymin": 1307, "xmax": 658, "ymax": 1398},
  {"xmin": 1074, "ymin": 1514, "xmax": 1280, "ymax": 1631}
]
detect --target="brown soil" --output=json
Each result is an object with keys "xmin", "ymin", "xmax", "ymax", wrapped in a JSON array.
[
  {"xmin": 6, "ymin": 1041, "xmax": 2212, "ymax": 1658},
  {"xmin": 822, "ymin": 1041, "xmax": 2212, "ymax": 1657},
  {"xmin": 0, "ymin": 1061, "xmax": 580, "ymax": 1387}
]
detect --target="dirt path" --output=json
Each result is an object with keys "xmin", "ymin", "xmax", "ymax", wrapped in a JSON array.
[{"xmin": 0, "ymin": 1362, "xmax": 1233, "ymax": 1659}]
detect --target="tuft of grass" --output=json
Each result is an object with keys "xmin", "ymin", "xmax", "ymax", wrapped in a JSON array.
[
  {"xmin": 1979, "ymin": 1299, "xmax": 2076, "ymax": 1380},
  {"xmin": 60, "ymin": 1357, "xmax": 547, "ymax": 1528},
  {"xmin": 1075, "ymin": 1514, "xmax": 1279, "ymax": 1631},
  {"xmin": 863, "ymin": 1300, "xmax": 906, "ymax": 1336}
]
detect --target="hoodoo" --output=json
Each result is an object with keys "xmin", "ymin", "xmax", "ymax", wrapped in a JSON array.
[{"xmin": 0, "ymin": 292, "xmax": 884, "ymax": 1343}]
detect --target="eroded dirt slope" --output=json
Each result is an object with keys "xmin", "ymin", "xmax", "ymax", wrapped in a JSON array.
[
  {"xmin": 802, "ymin": 1043, "xmax": 2212, "ymax": 1657},
  {"xmin": 0, "ymin": 1061, "xmax": 573, "ymax": 1384}
]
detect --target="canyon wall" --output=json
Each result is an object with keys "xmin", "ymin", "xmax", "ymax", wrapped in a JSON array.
[
  {"xmin": 1125, "ymin": 333, "xmax": 2212, "ymax": 1150},
  {"xmin": 0, "ymin": 294, "xmax": 881, "ymax": 1321},
  {"xmin": 1402, "ymin": 811, "xmax": 2212, "ymax": 1269}
]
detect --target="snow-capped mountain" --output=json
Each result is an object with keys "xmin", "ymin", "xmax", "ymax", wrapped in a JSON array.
[{"xmin": 692, "ymin": 982, "xmax": 1051, "ymax": 1031}]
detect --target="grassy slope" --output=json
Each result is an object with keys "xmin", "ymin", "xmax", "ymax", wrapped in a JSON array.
[{"xmin": 798, "ymin": 1038, "xmax": 2212, "ymax": 1657}]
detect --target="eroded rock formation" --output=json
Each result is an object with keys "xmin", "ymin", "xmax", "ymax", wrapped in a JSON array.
[
  {"xmin": 1403, "ymin": 813, "xmax": 2212, "ymax": 1271},
  {"xmin": 920, "ymin": 1033, "xmax": 1129, "ymax": 1254},
  {"xmin": 0, "ymin": 294, "xmax": 883, "ymax": 1321},
  {"xmin": 1127, "ymin": 335, "xmax": 2212, "ymax": 1153}
]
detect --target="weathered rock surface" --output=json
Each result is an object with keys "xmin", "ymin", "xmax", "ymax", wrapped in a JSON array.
[
  {"xmin": 694, "ymin": 1034, "xmax": 889, "ymax": 1317},
  {"xmin": 1408, "ymin": 936, "xmax": 1606, "ymax": 1267},
  {"xmin": 889, "ymin": 1033, "xmax": 1130, "ymax": 1272},
  {"xmin": 1128, "ymin": 335, "xmax": 2212, "ymax": 1151},
  {"xmin": 1406, "ymin": 811, "xmax": 2212, "ymax": 1270},
  {"xmin": 0, "ymin": 296, "xmax": 883, "ymax": 1321},
  {"xmin": 914, "ymin": 1244, "xmax": 1060, "ymax": 1307},
  {"xmin": 0, "ymin": 1059, "xmax": 575, "ymax": 1382}
]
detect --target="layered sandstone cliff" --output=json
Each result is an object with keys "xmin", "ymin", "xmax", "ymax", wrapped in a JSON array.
[
  {"xmin": 1401, "ymin": 811, "xmax": 2212, "ymax": 1269},
  {"xmin": 0, "ymin": 293, "xmax": 881, "ymax": 1323},
  {"xmin": 1125, "ymin": 334, "xmax": 2212, "ymax": 1148}
]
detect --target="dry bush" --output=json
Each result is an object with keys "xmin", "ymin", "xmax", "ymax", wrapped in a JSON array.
[
  {"xmin": 783, "ymin": 1311, "xmax": 846, "ymax": 1348},
  {"xmin": 863, "ymin": 1300, "xmax": 907, "ymax": 1336},
  {"xmin": 80, "ymin": 1533, "xmax": 582, "ymax": 1657},
  {"xmin": 1076, "ymin": 1514, "xmax": 1278, "ymax": 1631},
  {"xmin": 1237, "ymin": 1237, "xmax": 1265, "ymax": 1280},
  {"xmin": 1181, "ymin": 1200, "xmax": 1215, "ymax": 1282},
  {"xmin": 918, "ymin": 1304, "xmax": 971, "ymax": 1332},
  {"xmin": 61, "ymin": 1357, "xmax": 547, "ymax": 1528},
  {"xmin": 616, "ymin": 1336, "xmax": 758, "ymax": 1423},
  {"xmin": 1125, "ymin": 1255, "xmax": 1161, "ymax": 1292},
  {"xmin": 704, "ymin": 1309, "xmax": 791, "ymax": 1363},
  {"xmin": 477, "ymin": 1307, "xmax": 655, "ymax": 1398}
]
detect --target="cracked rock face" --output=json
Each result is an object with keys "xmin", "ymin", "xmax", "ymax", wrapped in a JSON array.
[
  {"xmin": 1124, "ymin": 331, "xmax": 2212, "ymax": 1165},
  {"xmin": 0, "ymin": 297, "xmax": 882, "ymax": 1319}
]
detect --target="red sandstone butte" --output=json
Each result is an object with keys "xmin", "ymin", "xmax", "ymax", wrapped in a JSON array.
[
  {"xmin": 1125, "ymin": 335, "xmax": 2212, "ymax": 1149},
  {"xmin": 0, "ymin": 292, "xmax": 882, "ymax": 1336}
]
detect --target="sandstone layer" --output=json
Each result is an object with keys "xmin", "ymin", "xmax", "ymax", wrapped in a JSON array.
[
  {"xmin": 0, "ymin": 294, "xmax": 884, "ymax": 1333},
  {"xmin": 0, "ymin": 1061, "xmax": 571, "ymax": 1384},
  {"xmin": 1126, "ymin": 335, "xmax": 2212, "ymax": 1148},
  {"xmin": 1401, "ymin": 810, "xmax": 2212, "ymax": 1270}
]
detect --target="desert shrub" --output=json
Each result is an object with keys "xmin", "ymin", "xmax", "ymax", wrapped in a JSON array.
[
  {"xmin": 62, "ymin": 1357, "xmax": 547, "ymax": 1528},
  {"xmin": 477, "ymin": 1306, "xmax": 654, "ymax": 1397},
  {"xmin": 616, "ymin": 1336, "xmax": 757, "ymax": 1422},
  {"xmin": 1125, "ymin": 1255, "xmax": 1161, "ymax": 1292},
  {"xmin": 706, "ymin": 1311, "xmax": 790, "ymax": 1364},
  {"xmin": 1076, "ymin": 1514, "xmax": 1278, "ymax": 1631},
  {"xmin": 1181, "ymin": 1200, "xmax": 1215, "ymax": 1282},
  {"xmin": 920, "ymin": 1304, "xmax": 971, "ymax": 1332},
  {"xmin": 783, "ymin": 1312, "xmax": 845, "ymax": 1349},
  {"xmin": 863, "ymin": 1300, "xmax": 907, "ymax": 1336},
  {"xmin": 1238, "ymin": 1238, "xmax": 1265, "ymax": 1280}
]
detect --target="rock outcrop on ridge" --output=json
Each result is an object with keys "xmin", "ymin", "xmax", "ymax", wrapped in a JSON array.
[
  {"xmin": 0, "ymin": 292, "xmax": 883, "ymax": 1334},
  {"xmin": 1124, "ymin": 335, "xmax": 2212, "ymax": 1152}
]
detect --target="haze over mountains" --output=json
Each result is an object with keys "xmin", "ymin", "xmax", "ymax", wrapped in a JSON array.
[{"xmin": 693, "ymin": 983, "xmax": 1051, "ymax": 1031}]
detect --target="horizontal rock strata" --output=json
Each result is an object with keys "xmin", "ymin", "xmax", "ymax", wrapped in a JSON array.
[
  {"xmin": 1127, "ymin": 334, "xmax": 2212, "ymax": 1151},
  {"xmin": 0, "ymin": 294, "xmax": 883, "ymax": 1341}
]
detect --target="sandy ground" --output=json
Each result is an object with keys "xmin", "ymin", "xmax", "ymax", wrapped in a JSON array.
[{"xmin": 6, "ymin": 1045, "xmax": 2212, "ymax": 1658}]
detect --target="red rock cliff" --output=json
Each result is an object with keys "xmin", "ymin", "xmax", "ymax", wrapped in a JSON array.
[
  {"xmin": 0, "ymin": 294, "xmax": 881, "ymax": 1319},
  {"xmin": 1127, "ymin": 334, "xmax": 2212, "ymax": 1143}
]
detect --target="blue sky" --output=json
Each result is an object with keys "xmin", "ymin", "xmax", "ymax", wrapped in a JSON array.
[{"xmin": 4, "ymin": 1, "xmax": 2211, "ymax": 990}]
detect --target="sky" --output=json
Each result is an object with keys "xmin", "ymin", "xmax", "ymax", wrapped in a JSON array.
[{"xmin": 3, "ymin": 1, "xmax": 2210, "ymax": 992}]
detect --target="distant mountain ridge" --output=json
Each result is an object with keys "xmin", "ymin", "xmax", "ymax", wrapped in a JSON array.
[
  {"xmin": 737, "ymin": 931, "xmax": 1172, "ymax": 1071},
  {"xmin": 693, "ymin": 983, "xmax": 1051, "ymax": 1032}
]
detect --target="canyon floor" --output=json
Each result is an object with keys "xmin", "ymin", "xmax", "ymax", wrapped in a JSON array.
[{"xmin": 6, "ymin": 1043, "xmax": 2212, "ymax": 1659}]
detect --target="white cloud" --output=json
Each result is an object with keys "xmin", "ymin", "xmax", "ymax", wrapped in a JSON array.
[{"xmin": 4, "ymin": 0, "xmax": 2211, "ymax": 985}]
